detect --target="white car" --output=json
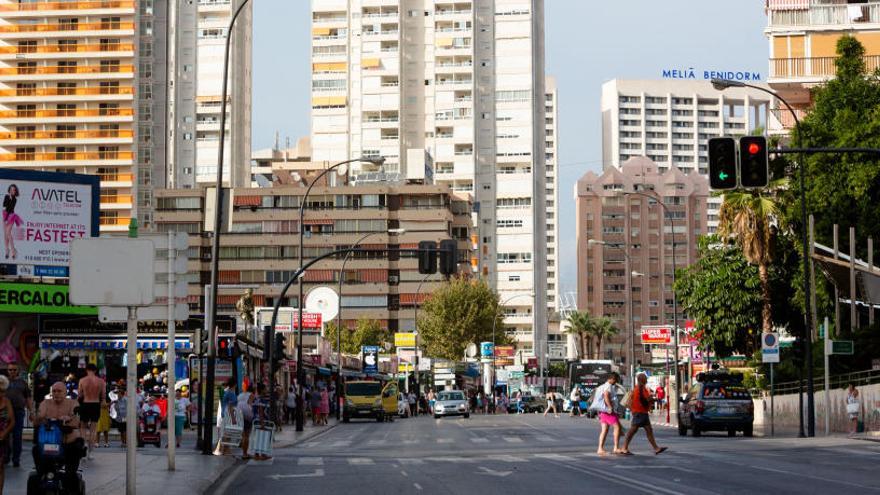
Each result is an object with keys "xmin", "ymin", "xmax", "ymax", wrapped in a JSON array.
[{"xmin": 433, "ymin": 390, "xmax": 469, "ymax": 419}]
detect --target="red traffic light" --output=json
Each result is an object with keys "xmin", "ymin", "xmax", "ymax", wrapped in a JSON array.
[{"xmin": 748, "ymin": 142, "xmax": 761, "ymax": 155}]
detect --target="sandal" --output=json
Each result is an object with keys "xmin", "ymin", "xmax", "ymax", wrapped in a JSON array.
[{"xmin": 655, "ymin": 447, "xmax": 668, "ymax": 455}]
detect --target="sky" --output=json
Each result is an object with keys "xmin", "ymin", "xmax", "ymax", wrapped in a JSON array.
[{"xmin": 251, "ymin": 1, "xmax": 769, "ymax": 300}]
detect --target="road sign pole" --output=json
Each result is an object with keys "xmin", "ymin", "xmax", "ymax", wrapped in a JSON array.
[
  {"xmin": 824, "ymin": 316, "xmax": 830, "ymax": 436},
  {"xmin": 126, "ymin": 306, "xmax": 137, "ymax": 495},
  {"xmin": 770, "ymin": 363, "xmax": 775, "ymax": 437},
  {"xmin": 167, "ymin": 232, "xmax": 176, "ymax": 470}
]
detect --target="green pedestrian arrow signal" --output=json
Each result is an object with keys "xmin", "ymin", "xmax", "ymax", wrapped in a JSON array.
[
  {"xmin": 708, "ymin": 137, "xmax": 738, "ymax": 190},
  {"xmin": 718, "ymin": 171, "xmax": 729, "ymax": 181}
]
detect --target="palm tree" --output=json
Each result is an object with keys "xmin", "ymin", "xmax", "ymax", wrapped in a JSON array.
[
  {"xmin": 717, "ymin": 179, "xmax": 785, "ymax": 334},
  {"xmin": 592, "ymin": 317, "xmax": 620, "ymax": 360},
  {"xmin": 564, "ymin": 310, "xmax": 594, "ymax": 359}
]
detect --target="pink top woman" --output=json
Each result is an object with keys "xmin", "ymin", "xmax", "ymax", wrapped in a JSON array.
[{"xmin": 319, "ymin": 388, "xmax": 329, "ymax": 415}]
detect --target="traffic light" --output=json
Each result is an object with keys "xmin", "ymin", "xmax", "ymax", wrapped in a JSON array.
[
  {"xmin": 418, "ymin": 240, "xmax": 437, "ymax": 274},
  {"xmin": 708, "ymin": 137, "xmax": 738, "ymax": 190},
  {"xmin": 262, "ymin": 325, "xmax": 271, "ymax": 360},
  {"xmin": 217, "ymin": 336, "xmax": 234, "ymax": 359},
  {"xmin": 739, "ymin": 136, "xmax": 769, "ymax": 188},
  {"xmin": 274, "ymin": 332, "xmax": 287, "ymax": 362},
  {"xmin": 438, "ymin": 239, "xmax": 457, "ymax": 276}
]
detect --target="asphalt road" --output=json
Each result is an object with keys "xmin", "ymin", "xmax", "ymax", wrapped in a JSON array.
[{"xmin": 217, "ymin": 412, "xmax": 880, "ymax": 495}]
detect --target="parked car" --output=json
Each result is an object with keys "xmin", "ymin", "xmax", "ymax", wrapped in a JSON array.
[
  {"xmin": 678, "ymin": 370, "xmax": 754, "ymax": 437},
  {"xmin": 507, "ymin": 394, "xmax": 546, "ymax": 414}
]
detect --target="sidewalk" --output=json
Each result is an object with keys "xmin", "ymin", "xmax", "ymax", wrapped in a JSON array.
[
  {"xmin": 4, "ymin": 419, "xmax": 338, "ymax": 495},
  {"xmin": 4, "ymin": 430, "xmax": 232, "ymax": 495}
]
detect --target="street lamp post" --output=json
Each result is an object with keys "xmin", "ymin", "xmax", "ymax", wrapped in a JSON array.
[
  {"xmin": 294, "ymin": 157, "xmax": 385, "ymax": 432},
  {"xmin": 711, "ymin": 78, "xmax": 814, "ymax": 437},
  {"xmin": 623, "ymin": 191, "xmax": 682, "ymax": 418},
  {"xmin": 413, "ymin": 273, "xmax": 434, "ymax": 415},
  {"xmin": 203, "ymin": 0, "xmax": 252, "ymax": 455},
  {"xmin": 335, "ymin": 228, "xmax": 405, "ymax": 420}
]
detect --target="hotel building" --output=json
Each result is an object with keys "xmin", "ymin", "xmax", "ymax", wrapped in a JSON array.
[{"xmin": 309, "ymin": 0, "xmax": 548, "ymax": 358}]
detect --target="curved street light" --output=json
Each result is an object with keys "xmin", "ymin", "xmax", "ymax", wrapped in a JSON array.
[
  {"xmin": 711, "ymin": 78, "xmax": 814, "ymax": 437},
  {"xmin": 292, "ymin": 156, "xmax": 386, "ymax": 431},
  {"xmin": 334, "ymin": 228, "xmax": 405, "ymax": 420}
]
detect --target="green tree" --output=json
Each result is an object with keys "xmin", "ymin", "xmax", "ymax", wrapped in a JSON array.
[
  {"xmin": 417, "ymin": 276, "xmax": 507, "ymax": 360},
  {"xmin": 591, "ymin": 317, "xmax": 619, "ymax": 361},
  {"xmin": 324, "ymin": 318, "xmax": 391, "ymax": 354},
  {"xmin": 564, "ymin": 310, "xmax": 594, "ymax": 359},
  {"xmin": 787, "ymin": 35, "xmax": 880, "ymax": 318},
  {"xmin": 716, "ymin": 179, "xmax": 786, "ymax": 334},
  {"xmin": 674, "ymin": 236, "xmax": 763, "ymax": 356}
]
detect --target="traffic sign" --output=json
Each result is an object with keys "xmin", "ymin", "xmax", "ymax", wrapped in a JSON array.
[
  {"xmin": 762, "ymin": 332, "xmax": 780, "ymax": 363},
  {"xmin": 825, "ymin": 340, "xmax": 854, "ymax": 356}
]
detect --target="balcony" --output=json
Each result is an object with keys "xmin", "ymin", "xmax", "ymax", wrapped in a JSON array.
[
  {"xmin": 99, "ymin": 194, "xmax": 133, "ymax": 208},
  {"xmin": 0, "ymin": 129, "xmax": 133, "ymax": 144},
  {"xmin": 769, "ymin": 107, "xmax": 809, "ymax": 130},
  {"xmin": 99, "ymin": 216, "xmax": 131, "ymax": 229},
  {"xmin": 769, "ymin": 55, "xmax": 880, "ymax": 80},
  {"xmin": 0, "ymin": 1, "xmax": 135, "ymax": 15},
  {"xmin": 0, "ymin": 86, "xmax": 133, "ymax": 98},
  {"xmin": 0, "ymin": 108, "xmax": 134, "ymax": 119},
  {"xmin": 0, "ymin": 21, "xmax": 135, "ymax": 36},
  {"xmin": 0, "ymin": 64, "xmax": 134, "ymax": 77},
  {"xmin": 99, "ymin": 171, "xmax": 133, "ymax": 185},
  {"xmin": 0, "ymin": 150, "xmax": 133, "ymax": 163},
  {"xmin": 0, "ymin": 43, "xmax": 134, "ymax": 56},
  {"xmin": 768, "ymin": 2, "xmax": 880, "ymax": 28}
]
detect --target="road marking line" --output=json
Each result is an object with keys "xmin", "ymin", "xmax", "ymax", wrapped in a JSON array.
[
  {"xmin": 553, "ymin": 462, "xmax": 690, "ymax": 495},
  {"xmin": 366, "ymin": 439, "xmax": 387, "ymax": 446},
  {"xmin": 613, "ymin": 465, "xmax": 699, "ymax": 474},
  {"xmin": 470, "ymin": 437, "xmax": 489, "ymax": 443},
  {"xmin": 298, "ymin": 457, "xmax": 324, "ymax": 466},
  {"xmin": 402, "ymin": 439, "xmax": 418, "ymax": 444},
  {"xmin": 533, "ymin": 453, "xmax": 575, "ymax": 461},
  {"xmin": 536, "ymin": 436, "xmax": 555, "ymax": 442},
  {"xmin": 398, "ymin": 458, "xmax": 424, "ymax": 465},
  {"xmin": 330, "ymin": 440, "xmax": 351, "ymax": 447},
  {"xmin": 302, "ymin": 441, "xmax": 319, "ymax": 448},
  {"xmin": 503, "ymin": 436, "xmax": 523, "ymax": 443},
  {"xmin": 476, "ymin": 466, "xmax": 512, "ymax": 477},
  {"xmin": 413, "ymin": 483, "xmax": 423, "ymax": 491},
  {"xmin": 488, "ymin": 455, "xmax": 527, "ymax": 463},
  {"xmin": 401, "ymin": 470, "xmax": 408, "ymax": 477},
  {"xmin": 437, "ymin": 438, "xmax": 453, "ymax": 444},
  {"xmin": 268, "ymin": 469, "xmax": 325, "ymax": 480},
  {"xmin": 348, "ymin": 457, "xmax": 374, "ymax": 465}
]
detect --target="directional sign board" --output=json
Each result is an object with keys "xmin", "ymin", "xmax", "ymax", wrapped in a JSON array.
[
  {"xmin": 825, "ymin": 340, "xmax": 854, "ymax": 356},
  {"xmin": 762, "ymin": 332, "xmax": 780, "ymax": 363}
]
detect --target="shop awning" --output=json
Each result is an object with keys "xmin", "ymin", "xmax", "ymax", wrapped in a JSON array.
[
  {"xmin": 360, "ymin": 269, "xmax": 386, "ymax": 283},
  {"xmin": 233, "ymin": 195, "xmax": 262, "ymax": 207},
  {"xmin": 303, "ymin": 218, "xmax": 334, "ymax": 226},
  {"xmin": 41, "ymin": 338, "xmax": 193, "ymax": 350},
  {"xmin": 317, "ymin": 367, "xmax": 332, "ymax": 376},
  {"xmin": 303, "ymin": 269, "xmax": 335, "ymax": 282}
]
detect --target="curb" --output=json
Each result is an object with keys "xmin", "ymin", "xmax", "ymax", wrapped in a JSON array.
[{"xmin": 201, "ymin": 422, "xmax": 340, "ymax": 494}]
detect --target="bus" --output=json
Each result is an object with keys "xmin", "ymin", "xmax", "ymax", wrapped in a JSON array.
[{"xmin": 566, "ymin": 360, "xmax": 621, "ymax": 415}]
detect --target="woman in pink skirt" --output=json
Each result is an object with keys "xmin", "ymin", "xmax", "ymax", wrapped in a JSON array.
[
  {"xmin": 3, "ymin": 184, "xmax": 21, "ymax": 260},
  {"xmin": 319, "ymin": 385, "xmax": 330, "ymax": 426},
  {"xmin": 595, "ymin": 372, "xmax": 624, "ymax": 456}
]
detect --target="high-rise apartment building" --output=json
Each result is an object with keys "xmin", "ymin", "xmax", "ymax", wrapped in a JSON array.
[
  {"xmin": 601, "ymin": 79, "xmax": 770, "ymax": 233},
  {"xmin": 167, "ymin": 0, "xmax": 252, "ymax": 190},
  {"xmin": 309, "ymin": 0, "xmax": 547, "ymax": 358},
  {"xmin": 0, "ymin": 0, "xmax": 160, "ymax": 232},
  {"xmin": 764, "ymin": 0, "xmax": 880, "ymax": 131},
  {"xmin": 575, "ymin": 156, "xmax": 708, "ymax": 365},
  {"xmin": 544, "ymin": 75, "xmax": 558, "ymax": 313}
]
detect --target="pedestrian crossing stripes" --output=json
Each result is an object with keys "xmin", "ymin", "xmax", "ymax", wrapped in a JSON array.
[
  {"xmin": 437, "ymin": 438, "xmax": 453, "ymax": 444},
  {"xmin": 533, "ymin": 453, "xmax": 576, "ymax": 462},
  {"xmin": 503, "ymin": 436, "xmax": 523, "ymax": 443},
  {"xmin": 298, "ymin": 457, "xmax": 324, "ymax": 466},
  {"xmin": 329, "ymin": 440, "xmax": 352, "ymax": 448},
  {"xmin": 366, "ymin": 439, "xmax": 387, "ymax": 446},
  {"xmin": 470, "ymin": 437, "xmax": 489, "ymax": 443},
  {"xmin": 398, "ymin": 458, "xmax": 425, "ymax": 465},
  {"xmin": 347, "ymin": 458, "xmax": 375, "ymax": 465},
  {"xmin": 488, "ymin": 455, "xmax": 528, "ymax": 463}
]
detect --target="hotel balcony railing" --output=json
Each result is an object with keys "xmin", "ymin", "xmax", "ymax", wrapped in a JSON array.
[
  {"xmin": 99, "ymin": 216, "xmax": 131, "ymax": 226},
  {"xmin": 100, "ymin": 194, "xmax": 132, "ymax": 204},
  {"xmin": 0, "ymin": 43, "xmax": 134, "ymax": 54},
  {"xmin": 0, "ymin": 150, "xmax": 133, "ymax": 161},
  {"xmin": 0, "ymin": 65, "xmax": 134, "ymax": 75},
  {"xmin": 0, "ymin": 129, "xmax": 133, "ymax": 139},
  {"xmin": 0, "ymin": 1, "xmax": 135, "ymax": 11},
  {"xmin": 770, "ymin": 55, "xmax": 880, "ymax": 79},
  {"xmin": 98, "ymin": 172, "xmax": 133, "ymax": 182},
  {"xmin": 0, "ymin": 86, "xmax": 133, "ymax": 97},
  {"xmin": 0, "ymin": 108, "xmax": 133, "ymax": 118},
  {"xmin": 0, "ymin": 21, "xmax": 135, "ymax": 33},
  {"xmin": 768, "ymin": 2, "xmax": 880, "ymax": 27},
  {"xmin": 770, "ymin": 108, "xmax": 809, "ymax": 129}
]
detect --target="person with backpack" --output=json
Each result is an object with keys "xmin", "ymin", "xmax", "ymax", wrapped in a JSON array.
[
  {"xmin": 620, "ymin": 373, "xmax": 667, "ymax": 455},
  {"xmin": 590, "ymin": 373, "xmax": 623, "ymax": 455}
]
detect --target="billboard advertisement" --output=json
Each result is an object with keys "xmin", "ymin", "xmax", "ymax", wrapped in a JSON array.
[
  {"xmin": 0, "ymin": 170, "xmax": 99, "ymax": 278},
  {"xmin": 640, "ymin": 325, "xmax": 672, "ymax": 345}
]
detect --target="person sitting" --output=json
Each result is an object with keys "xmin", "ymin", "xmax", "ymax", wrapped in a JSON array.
[
  {"xmin": 141, "ymin": 396, "xmax": 161, "ymax": 417},
  {"xmin": 33, "ymin": 382, "xmax": 85, "ymax": 490}
]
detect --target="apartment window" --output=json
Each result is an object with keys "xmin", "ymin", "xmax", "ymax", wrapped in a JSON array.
[
  {"xmin": 508, "ymin": 275, "xmax": 521, "ymax": 282},
  {"xmin": 496, "ymin": 197, "xmax": 531, "ymax": 209},
  {"xmin": 56, "ymin": 104, "xmax": 76, "ymax": 117},
  {"xmin": 497, "ymin": 253, "xmax": 532, "ymax": 264},
  {"xmin": 497, "ymin": 219, "xmax": 524, "ymax": 229},
  {"xmin": 17, "ymin": 41, "xmax": 37, "ymax": 53}
]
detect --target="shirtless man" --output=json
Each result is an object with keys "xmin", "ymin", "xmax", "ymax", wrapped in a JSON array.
[
  {"xmin": 77, "ymin": 363, "xmax": 105, "ymax": 460},
  {"xmin": 34, "ymin": 382, "xmax": 84, "ymax": 489}
]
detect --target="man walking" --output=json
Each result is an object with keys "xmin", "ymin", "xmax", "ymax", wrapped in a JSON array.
[
  {"xmin": 569, "ymin": 385, "xmax": 582, "ymax": 417},
  {"xmin": 78, "ymin": 363, "xmax": 105, "ymax": 460},
  {"xmin": 620, "ymin": 373, "xmax": 667, "ymax": 455},
  {"xmin": 6, "ymin": 363, "xmax": 30, "ymax": 467}
]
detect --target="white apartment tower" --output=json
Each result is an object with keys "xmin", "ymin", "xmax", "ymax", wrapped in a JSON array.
[
  {"xmin": 601, "ymin": 79, "xmax": 771, "ymax": 232},
  {"xmin": 544, "ymin": 75, "xmax": 558, "ymax": 314},
  {"xmin": 0, "ymin": 0, "xmax": 150, "ymax": 232},
  {"xmin": 167, "ymin": 0, "xmax": 252, "ymax": 189},
  {"xmin": 310, "ymin": 0, "xmax": 547, "ymax": 358}
]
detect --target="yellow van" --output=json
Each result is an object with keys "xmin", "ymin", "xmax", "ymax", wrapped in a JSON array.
[{"xmin": 342, "ymin": 380, "xmax": 398, "ymax": 423}]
